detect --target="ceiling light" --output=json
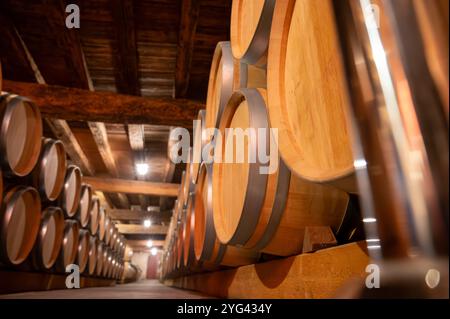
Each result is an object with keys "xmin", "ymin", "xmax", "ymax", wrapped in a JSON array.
[
  {"xmin": 136, "ymin": 163, "xmax": 149, "ymax": 176},
  {"xmin": 146, "ymin": 240, "xmax": 153, "ymax": 248},
  {"xmin": 151, "ymin": 247, "xmax": 158, "ymax": 256},
  {"xmin": 143, "ymin": 219, "xmax": 152, "ymax": 228}
]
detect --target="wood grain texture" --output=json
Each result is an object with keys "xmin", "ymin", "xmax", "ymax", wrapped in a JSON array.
[
  {"xmin": 267, "ymin": 0, "xmax": 355, "ymax": 191},
  {"xmin": 175, "ymin": 0, "xmax": 200, "ymax": 98},
  {"xmin": 165, "ymin": 242, "xmax": 369, "ymax": 298},
  {"xmin": 116, "ymin": 224, "xmax": 168, "ymax": 235},
  {"xmin": 108, "ymin": 209, "xmax": 171, "ymax": 223},
  {"xmin": 2, "ymin": 80, "xmax": 204, "ymax": 127},
  {"xmin": 83, "ymin": 176, "xmax": 180, "ymax": 197}
]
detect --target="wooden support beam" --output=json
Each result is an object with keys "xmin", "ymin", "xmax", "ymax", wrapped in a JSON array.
[
  {"xmin": 108, "ymin": 209, "xmax": 171, "ymax": 223},
  {"xmin": 83, "ymin": 176, "xmax": 180, "ymax": 197},
  {"xmin": 46, "ymin": 119, "xmax": 95, "ymax": 175},
  {"xmin": 88, "ymin": 122, "xmax": 129, "ymax": 208},
  {"xmin": 116, "ymin": 224, "xmax": 168, "ymax": 235},
  {"xmin": 127, "ymin": 125, "xmax": 145, "ymax": 153},
  {"xmin": 0, "ymin": 15, "xmax": 96, "ymax": 177},
  {"xmin": 175, "ymin": 0, "xmax": 200, "ymax": 98},
  {"xmin": 126, "ymin": 240, "xmax": 165, "ymax": 248},
  {"xmin": 111, "ymin": 0, "xmax": 140, "ymax": 96},
  {"xmin": 165, "ymin": 242, "xmax": 370, "ymax": 298},
  {"xmin": 2, "ymin": 80, "xmax": 203, "ymax": 127}
]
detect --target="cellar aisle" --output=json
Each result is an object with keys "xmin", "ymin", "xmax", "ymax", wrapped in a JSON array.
[{"xmin": 0, "ymin": 280, "xmax": 212, "ymax": 299}]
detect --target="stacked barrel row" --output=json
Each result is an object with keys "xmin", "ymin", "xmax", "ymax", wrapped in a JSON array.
[
  {"xmin": 161, "ymin": 0, "xmax": 357, "ymax": 279},
  {"xmin": 0, "ymin": 91, "xmax": 126, "ymax": 281}
]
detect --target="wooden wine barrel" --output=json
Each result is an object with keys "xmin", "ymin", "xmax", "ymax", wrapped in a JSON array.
[
  {"xmin": 97, "ymin": 208, "xmax": 107, "ymax": 241},
  {"xmin": 60, "ymin": 165, "xmax": 82, "ymax": 217},
  {"xmin": 190, "ymin": 109, "xmax": 207, "ymax": 184},
  {"xmin": 0, "ymin": 186, "xmax": 41, "ymax": 265},
  {"xmin": 89, "ymin": 197, "xmax": 100, "ymax": 235},
  {"xmin": 86, "ymin": 235, "xmax": 97, "ymax": 276},
  {"xmin": 205, "ymin": 42, "xmax": 236, "ymax": 130},
  {"xmin": 32, "ymin": 207, "xmax": 64, "ymax": 270},
  {"xmin": 77, "ymin": 229, "xmax": 90, "ymax": 273},
  {"xmin": 181, "ymin": 148, "xmax": 195, "ymax": 207},
  {"xmin": 32, "ymin": 138, "xmax": 67, "ymax": 201},
  {"xmin": 102, "ymin": 247, "xmax": 112, "ymax": 277},
  {"xmin": 176, "ymin": 212, "xmax": 185, "ymax": 271},
  {"xmin": 0, "ymin": 93, "xmax": 43, "ymax": 177},
  {"xmin": 76, "ymin": 184, "xmax": 92, "ymax": 228},
  {"xmin": 212, "ymin": 89, "xmax": 349, "ymax": 256},
  {"xmin": 230, "ymin": 0, "xmax": 275, "ymax": 66},
  {"xmin": 56, "ymin": 219, "xmax": 80, "ymax": 271},
  {"xmin": 110, "ymin": 227, "xmax": 118, "ymax": 249},
  {"xmin": 267, "ymin": 0, "xmax": 356, "ymax": 192},
  {"xmin": 104, "ymin": 217, "xmax": 112, "ymax": 246},
  {"xmin": 194, "ymin": 163, "xmax": 259, "ymax": 267},
  {"xmin": 183, "ymin": 193, "xmax": 203, "ymax": 271},
  {"xmin": 95, "ymin": 242, "xmax": 105, "ymax": 277},
  {"xmin": 176, "ymin": 171, "xmax": 186, "ymax": 212},
  {"xmin": 0, "ymin": 170, "xmax": 3, "ymax": 208}
]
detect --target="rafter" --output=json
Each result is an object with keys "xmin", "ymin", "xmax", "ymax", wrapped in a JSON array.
[
  {"xmin": 83, "ymin": 176, "xmax": 180, "ymax": 197},
  {"xmin": 175, "ymin": 0, "xmax": 200, "ymax": 98},
  {"xmin": 3, "ymin": 80, "xmax": 203, "ymax": 127}
]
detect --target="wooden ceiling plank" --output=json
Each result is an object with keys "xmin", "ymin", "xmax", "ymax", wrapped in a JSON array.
[
  {"xmin": 83, "ymin": 176, "xmax": 179, "ymax": 197},
  {"xmin": 175, "ymin": 0, "xmax": 200, "ymax": 98},
  {"xmin": 116, "ymin": 224, "xmax": 168, "ymax": 235},
  {"xmin": 3, "ymin": 80, "xmax": 202, "ymax": 127},
  {"xmin": 108, "ymin": 209, "xmax": 171, "ymax": 223}
]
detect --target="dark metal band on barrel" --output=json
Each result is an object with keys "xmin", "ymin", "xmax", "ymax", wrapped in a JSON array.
[
  {"xmin": 226, "ymin": 89, "xmax": 269, "ymax": 246},
  {"xmin": 251, "ymin": 159, "xmax": 291, "ymax": 251},
  {"xmin": 240, "ymin": 0, "xmax": 275, "ymax": 66},
  {"xmin": 214, "ymin": 42, "xmax": 235, "ymax": 128}
]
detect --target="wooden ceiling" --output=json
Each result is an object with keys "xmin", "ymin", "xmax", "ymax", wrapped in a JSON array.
[{"xmin": 0, "ymin": 0, "xmax": 231, "ymax": 246}]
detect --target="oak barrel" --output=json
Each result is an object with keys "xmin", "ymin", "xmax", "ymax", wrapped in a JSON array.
[
  {"xmin": 205, "ymin": 42, "xmax": 236, "ymax": 130},
  {"xmin": 77, "ymin": 229, "xmax": 90, "ymax": 273},
  {"xmin": 32, "ymin": 207, "xmax": 64, "ymax": 269},
  {"xmin": 56, "ymin": 219, "xmax": 80, "ymax": 271},
  {"xmin": 89, "ymin": 197, "xmax": 100, "ymax": 235},
  {"xmin": 212, "ymin": 89, "xmax": 349, "ymax": 256},
  {"xmin": 76, "ymin": 183, "xmax": 92, "ymax": 228},
  {"xmin": 32, "ymin": 138, "xmax": 67, "ymax": 201},
  {"xmin": 0, "ymin": 93, "xmax": 43, "ymax": 176},
  {"xmin": 267, "ymin": 0, "xmax": 356, "ymax": 192},
  {"xmin": 230, "ymin": 0, "xmax": 275, "ymax": 66},
  {"xmin": 60, "ymin": 165, "xmax": 82, "ymax": 217},
  {"xmin": 0, "ymin": 186, "xmax": 41, "ymax": 265},
  {"xmin": 194, "ymin": 163, "xmax": 259, "ymax": 267}
]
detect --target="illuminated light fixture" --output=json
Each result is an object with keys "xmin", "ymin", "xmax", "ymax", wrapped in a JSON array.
[
  {"xmin": 151, "ymin": 247, "xmax": 158, "ymax": 256},
  {"xmin": 353, "ymin": 158, "xmax": 368, "ymax": 169},
  {"xmin": 128, "ymin": 250, "xmax": 133, "ymax": 256},
  {"xmin": 367, "ymin": 245, "xmax": 381, "ymax": 250},
  {"xmin": 363, "ymin": 217, "xmax": 377, "ymax": 223},
  {"xmin": 366, "ymin": 238, "xmax": 380, "ymax": 243},
  {"xmin": 136, "ymin": 163, "xmax": 149, "ymax": 176},
  {"xmin": 143, "ymin": 219, "xmax": 152, "ymax": 228},
  {"xmin": 146, "ymin": 240, "xmax": 153, "ymax": 248}
]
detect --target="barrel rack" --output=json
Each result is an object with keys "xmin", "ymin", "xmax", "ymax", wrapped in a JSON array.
[
  {"xmin": 0, "ymin": 270, "xmax": 115, "ymax": 295},
  {"xmin": 164, "ymin": 242, "xmax": 369, "ymax": 299}
]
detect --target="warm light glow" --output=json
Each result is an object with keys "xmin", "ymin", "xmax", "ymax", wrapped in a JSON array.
[
  {"xmin": 143, "ymin": 219, "xmax": 152, "ymax": 228},
  {"xmin": 128, "ymin": 250, "xmax": 133, "ymax": 256},
  {"xmin": 136, "ymin": 163, "xmax": 149, "ymax": 176},
  {"xmin": 151, "ymin": 247, "xmax": 158, "ymax": 256},
  {"xmin": 353, "ymin": 159, "xmax": 367, "ymax": 169},
  {"xmin": 363, "ymin": 218, "xmax": 377, "ymax": 223},
  {"xmin": 146, "ymin": 240, "xmax": 153, "ymax": 248}
]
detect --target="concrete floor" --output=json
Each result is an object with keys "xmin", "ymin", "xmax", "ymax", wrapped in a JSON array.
[{"xmin": 0, "ymin": 280, "xmax": 213, "ymax": 299}]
